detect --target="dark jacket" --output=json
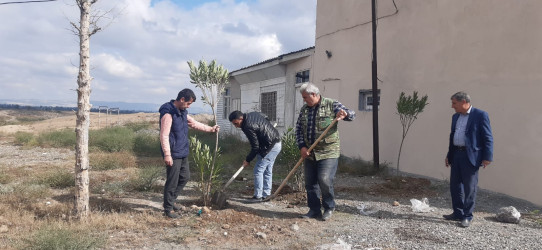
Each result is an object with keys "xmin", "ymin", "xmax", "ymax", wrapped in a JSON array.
[
  {"xmin": 447, "ymin": 107, "xmax": 493, "ymax": 167},
  {"xmin": 241, "ymin": 112, "xmax": 281, "ymax": 162},
  {"xmin": 159, "ymin": 100, "xmax": 189, "ymax": 159}
]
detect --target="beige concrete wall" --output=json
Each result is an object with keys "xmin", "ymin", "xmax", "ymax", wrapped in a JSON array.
[{"xmin": 315, "ymin": 0, "xmax": 542, "ymax": 205}]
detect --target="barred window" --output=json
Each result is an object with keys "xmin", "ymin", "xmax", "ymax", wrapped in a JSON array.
[
  {"xmin": 296, "ymin": 70, "xmax": 310, "ymax": 84},
  {"xmin": 260, "ymin": 91, "xmax": 277, "ymax": 121},
  {"xmin": 223, "ymin": 88, "xmax": 231, "ymax": 119}
]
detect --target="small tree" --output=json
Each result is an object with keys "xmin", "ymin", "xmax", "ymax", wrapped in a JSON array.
[
  {"xmin": 189, "ymin": 135, "xmax": 222, "ymax": 206},
  {"xmin": 396, "ymin": 91, "xmax": 428, "ymax": 175},
  {"xmin": 277, "ymin": 128, "xmax": 304, "ymax": 192},
  {"xmin": 187, "ymin": 59, "xmax": 229, "ymax": 203}
]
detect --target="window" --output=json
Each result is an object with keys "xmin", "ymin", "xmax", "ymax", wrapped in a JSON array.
[
  {"xmin": 260, "ymin": 91, "xmax": 277, "ymax": 121},
  {"xmin": 295, "ymin": 70, "xmax": 310, "ymax": 84},
  {"xmin": 359, "ymin": 89, "xmax": 380, "ymax": 111},
  {"xmin": 223, "ymin": 88, "xmax": 231, "ymax": 119}
]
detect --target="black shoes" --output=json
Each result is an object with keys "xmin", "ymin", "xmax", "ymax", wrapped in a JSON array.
[
  {"xmin": 322, "ymin": 209, "xmax": 334, "ymax": 221},
  {"xmin": 248, "ymin": 196, "xmax": 263, "ymax": 203},
  {"xmin": 164, "ymin": 210, "xmax": 180, "ymax": 219},
  {"xmin": 301, "ymin": 210, "xmax": 322, "ymax": 219},
  {"xmin": 443, "ymin": 213, "xmax": 461, "ymax": 221},
  {"xmin": 461, "ymin": 218, "xmax": 472, "ymax": 227}
]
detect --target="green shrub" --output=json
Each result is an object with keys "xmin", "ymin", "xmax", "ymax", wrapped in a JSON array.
[
  {"xmin": 95, "ymin": 181, "xmax": 128, "ymax": 197},
  {"xmin": 90, "ymin": 152, "xmax": 137, "ymax": 171},
  {"xmin": 133, "ymin": 133, "xmax": 161, "ymax": 157},
  {"xmin": 89, "ymin": 127, "xmax": 134, "ymax": 152},
  {"xmin": 38, "ymin": 169, "xmax": 74, "ymax": 188},
  {"xmin": 37, "ymin": 129, "xmax": 76, "ymax": 148},
  {"xmin": 124, "ymin": 121, "xmax": 153, "ymax": 132},
  {"xmin": 128, "ymin": 165, "xmax": 163, "ymax": 192},
  {"xmin": 23, "ymin": 225, "xmax": 106, "ymax": 250},
  {"xmin": 14, "ymin": 131, "xmax": 36, "ymax": 146}
]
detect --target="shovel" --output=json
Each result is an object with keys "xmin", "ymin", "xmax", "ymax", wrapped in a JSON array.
[
  {"xmin": 211, "ymin": 165, "xmax": 245, "ymax": 209},
  {"xmin": 264, "ymin": 117, "xmax": 339, "ymax": 202}
]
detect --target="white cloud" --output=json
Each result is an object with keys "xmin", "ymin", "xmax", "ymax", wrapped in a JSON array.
[{"xmin": 0, "ymin": 0, "xmax": 316, "ymax": 108}]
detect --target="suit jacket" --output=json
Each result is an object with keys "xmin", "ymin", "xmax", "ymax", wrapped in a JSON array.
[{"xmin": 447, "ymin": 107, "xmax": 494, "ymax": 167}]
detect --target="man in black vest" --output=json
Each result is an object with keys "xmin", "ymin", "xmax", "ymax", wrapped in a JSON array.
[
  {"xmin": 229, "ymin": 110, "xmax": 281, "ymax": 202},
  {"xmin": 159, "ymin": 88, "xmax": 219, "ymax": 218}
]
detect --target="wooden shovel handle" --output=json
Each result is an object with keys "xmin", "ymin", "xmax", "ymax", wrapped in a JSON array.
[
  {"xmin": 221, "ymin": 165, "xmax": 244, "ymax": 192},
  {"xmin": 264, "ymin": 118, "xmax": 339, "ymax": 201}
]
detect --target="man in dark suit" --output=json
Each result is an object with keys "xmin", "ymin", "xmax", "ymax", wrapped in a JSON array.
[{"xmin": 444, "ymin": 91, "xmax": 493, "ymax": 227}]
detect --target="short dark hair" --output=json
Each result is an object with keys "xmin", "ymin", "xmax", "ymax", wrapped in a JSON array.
[
  {"xmin": 176, "ymin": 88, "xmax": 196, "ymax": 102},
  {"xmin": 228, "ymin": 110, "xmax": 243, "ymax": 122}
]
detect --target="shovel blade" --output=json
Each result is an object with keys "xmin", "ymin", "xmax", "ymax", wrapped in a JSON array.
[{"xmin": 212, "ymin": 191, "xmax": 228, "ymax": 209}]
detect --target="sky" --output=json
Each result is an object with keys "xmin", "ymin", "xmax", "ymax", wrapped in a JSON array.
[{"xmin": 0, "ymin": 0, "xmax": 316, "ymax": 111}]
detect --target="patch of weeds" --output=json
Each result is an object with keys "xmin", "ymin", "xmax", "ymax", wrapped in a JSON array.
[
  {"xmin": 124, "ymin": 121, "xmax": 153, "ymax": 132},
  {"xmin": 14, "ymin": 131, "xmax": 37, "ymax": 146},
  {"xmin": 89, "ymin": 127, "xmax": 134, "ymax": 152},
  {"xmin": 133, "ymin": 133, "xmax": 161, "ymax": 157},
  {"xmin": 90, "ymin": 151, "xmax": 137, "ymax": 171},
  {"xmin": 37, "ymin": 129, "xmax": 76, "ymax": 148},
  {"xmin": 96, "ymin": 181, "xmax": 128, "ymax": 197},
  {"xmin": 38, "ymin": 169, "xmax": 74, "ymax": 188},
  {"xmin": 22, "ymin": 224, "xmax": 106, "ymax": 250},
  {"xmin": 128, "ymin": 165, "xmax": 164, "ymax": 192},
  {"xmin": 0, "ymin": 170, "xmax": 11, "ymax": 184},
  {"xmin": 5, "ymin": 184, "xmax": 51, "ymax": 205}
]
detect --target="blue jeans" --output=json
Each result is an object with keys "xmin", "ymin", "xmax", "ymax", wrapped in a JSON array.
[
  {"xmin": 253, "ymin": 141, "xmax": 281, "ymax": 198},
  {"xmin": 304, "ymin": 157, "xmax": 338, "ymax": 211}
]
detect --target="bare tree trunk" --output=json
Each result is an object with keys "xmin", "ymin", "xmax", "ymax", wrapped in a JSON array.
[{"xmin": 74, "ymin": 0, "xmax": 93, "ymax": 220}]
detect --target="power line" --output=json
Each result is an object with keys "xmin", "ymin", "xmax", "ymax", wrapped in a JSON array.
[{"xmin": 0, "ymin": 0, "xmax": 57, "ymax": 5}]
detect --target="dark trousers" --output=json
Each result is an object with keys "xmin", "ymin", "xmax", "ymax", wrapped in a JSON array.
[
  {"xmin": 304, "ymin": 157, "xmax": 338, "ymax": 211},
  {"xmin": 450, "ymin": 150, "xmax": 480, "ymax": 220},
  {"xmin": 163, "ymin": 157, "xmax": 190, "ymax": 211}
]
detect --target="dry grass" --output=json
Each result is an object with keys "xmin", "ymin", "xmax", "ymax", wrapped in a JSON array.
[{"xmin": 90, "ymin": 151, "xmax": 138, "ymax": 170}]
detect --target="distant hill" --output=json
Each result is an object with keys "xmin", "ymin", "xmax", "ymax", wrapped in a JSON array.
[{"xmin": 0, "ymin": 99, "xmax": 210, "ymax": 114}]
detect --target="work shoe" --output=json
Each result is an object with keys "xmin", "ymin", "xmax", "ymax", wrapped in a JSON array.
[
  {"xmin": 164, "ymin": 210, "xmax": 180, "ymax": 219},
  {"xmin": 460, "ymin": 218, "xmax": 472, "ymax": 228},
  {"xmin": 248, "ymin": 196, "xmax": 263, "ymax": 203},
  {"xmin": 300, "ymin": 210, "xmax": 322, "ymax": 219},
  {"xmin": 322, "ymin": 209, "xmax": 334, "ymax": 221},
  {"xmin": 443, "ymin": 213, "xmax": 461, "ymax": 221}
]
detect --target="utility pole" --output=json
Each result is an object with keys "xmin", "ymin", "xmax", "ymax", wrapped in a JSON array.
[{"xmin": 371, "ymin": 0, "xmax": 380, "ymax": 169}]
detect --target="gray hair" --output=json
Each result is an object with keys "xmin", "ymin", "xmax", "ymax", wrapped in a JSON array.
[
  {"xmin": 451, "ymin": 91, "xmax": 471, "ymax": 103},
  {"xmin": 299, "ymin": 82, "xmax": 320, "ymax": 95}
]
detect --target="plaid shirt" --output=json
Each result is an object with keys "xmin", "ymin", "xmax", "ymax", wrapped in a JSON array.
[{"xmin": 295, "ymin": 100, "xmax": 355, "ymax": 149}]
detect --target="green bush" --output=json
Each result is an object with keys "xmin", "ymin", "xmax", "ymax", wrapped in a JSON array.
[
  {"xmin": 133, "ymin": 133, "xmax": 161, "ymax": 157},
  {"xmin": 89, "ymin": 127, "xmax": 134, "ymax": 152},
  {"xmin": 124, "ymin": 121, "xmax": 153, "ymax": 132},
  {"xmin": 23, "ymin": 225, "xmax": 106, "ymax": 250},
  {"xmin": 38, "ymin": 169, "xmax": 74, "ymax": 188},
  {"xmin": 14, "ymin": 131, "xmax": 36, "ymax": 146},
  {"xmin": 37, "ymin": 129, "xmax": 76, "ymax": 148},
  {"xmin": 128, "ymin": 165, "xmax": 163, "ymax": 192}
]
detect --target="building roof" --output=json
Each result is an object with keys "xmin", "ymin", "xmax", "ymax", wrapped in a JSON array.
[{"xmin": 230, "ymin": 46, "xmax": 315, "ymax": 74}]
